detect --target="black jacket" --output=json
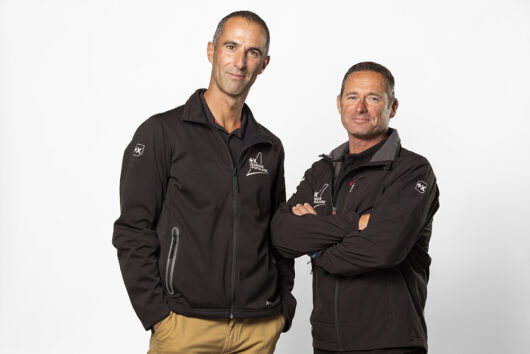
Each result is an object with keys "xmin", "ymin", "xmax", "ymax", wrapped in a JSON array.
[
  {"xmin": 113, "ymin": 90, "xmax": 296, "ymax": 331},
  {"xmin": 271, "ymin": 129, "xmax": 439, "ymax": 351}
]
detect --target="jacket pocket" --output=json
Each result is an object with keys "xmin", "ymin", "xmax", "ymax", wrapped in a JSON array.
[{"xmin": 165, "ymin": 226, "xmax": 180, "ymax": 295}]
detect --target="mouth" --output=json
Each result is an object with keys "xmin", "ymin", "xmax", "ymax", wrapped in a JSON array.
[
  {"xmin": 227, "ymin": 72, "xmax": 246, "ymax": 79},
  {"xmin": 351, "ymin": 117, "xmax": 370, "ymax": 123}
]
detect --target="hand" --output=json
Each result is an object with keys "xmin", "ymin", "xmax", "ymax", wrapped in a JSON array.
[
  {"xmin": 153, "ymin": 316, "xmax": 167, "ymax": 332},
  {"xmin": 358, "ymin": 213, "xmax": 370, "ymax": 230},
  {"xmin": 292, "ymin": 203, "xmax": 317, "ymax": 216}
]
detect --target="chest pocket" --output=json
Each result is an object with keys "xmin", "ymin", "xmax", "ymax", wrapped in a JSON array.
[{"xmin": 341, "ymin": 171, "xmax": 387, "ymax": 214}]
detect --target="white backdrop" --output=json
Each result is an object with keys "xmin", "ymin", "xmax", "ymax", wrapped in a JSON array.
[{"xmin": 1, "ymin": 1, "xmax": 529, "ymax": 353}]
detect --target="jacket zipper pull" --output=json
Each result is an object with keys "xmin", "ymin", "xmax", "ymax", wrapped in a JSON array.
[{"xmin": 332, "ymin": 206, "xmax": 337, "ymax": 215}]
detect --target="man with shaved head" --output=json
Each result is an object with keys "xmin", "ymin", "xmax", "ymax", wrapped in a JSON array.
[{"xmin": 113, "ymin": 11, "xmax": 295, "ymax": 353}]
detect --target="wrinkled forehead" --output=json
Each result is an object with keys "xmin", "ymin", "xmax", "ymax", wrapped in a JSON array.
[
  {"xmin": 218, "ymin": 17, "xmax": 268, "ymax": 50},
  {"xmin": 344, "ymin": 71, "xmax": 389, "ymax": 94}
]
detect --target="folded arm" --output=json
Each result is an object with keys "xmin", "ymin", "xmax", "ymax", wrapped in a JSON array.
[{"xmin": 314, "ymin": 161, "xmax": 440, "ymax": 277}]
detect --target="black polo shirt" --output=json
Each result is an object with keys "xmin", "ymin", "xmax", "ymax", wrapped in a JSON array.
[{"xmin": 200, "ymin": 92, "xmax": 247, "ymax": 167}]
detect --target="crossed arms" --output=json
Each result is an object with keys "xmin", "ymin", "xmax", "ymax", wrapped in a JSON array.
[{"xmin": 270, "ymin": 159, "xmax": 439, "ymax": 277}]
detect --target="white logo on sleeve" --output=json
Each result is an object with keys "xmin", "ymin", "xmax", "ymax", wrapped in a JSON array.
[
  {"xmin": 133, "ymin": 143, "xmax": 145, "ymax": 157},
  {"xmin": 415, "ymin": 181, "xmax": 427, "ymax": 193},
  {"xmin": 246, "ymin": 152, "xmax": 269, "ymax": 176},
  {"xmin": 313, "ymin": 184, "xmax": 329, "ymax": 208}
]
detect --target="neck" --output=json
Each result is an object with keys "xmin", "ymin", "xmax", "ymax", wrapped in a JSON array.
[
  {"xmin": 348, "ymin": 131, "xmax": 387, "ymax": 154},
  {"xmin": 203, "ymin": 87, "xmax": 247, "ymax": 133}
]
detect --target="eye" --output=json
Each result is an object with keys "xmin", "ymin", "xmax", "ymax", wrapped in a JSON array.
[
  {"xmin": 249, "ymin": 50, "xmax": 260, "ymax": 57},
  {"xmin": 347, "ymin": 95, "xmax": 358, "ymax": 101},
  {"xmin": 368, "ymin": 96, "xmax": 380, "ymax": 103},
  {"xmin": 226, "ymin": 44, "xmax": 235, "ymax": 50}
]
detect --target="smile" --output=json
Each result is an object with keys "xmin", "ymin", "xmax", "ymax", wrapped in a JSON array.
[
  {"xmin": 352, "ymin": 117, "xmax": 370, "ymax": 123},
  {"xmin": 227, "ymin": 72, "xmax": 246, "ymax": 79}
]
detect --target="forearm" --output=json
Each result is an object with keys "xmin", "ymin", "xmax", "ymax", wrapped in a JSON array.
[
  {"xmin": 271, "ymin": 251, "xmax": 296, "ymax": 331},
  {"xmin": 271, "ymin": 207, "xmax": 359, "ymax": 258},
  {"xmin": 315, "ymin": 179, "xmax": 440, "ymax": 276},
  {"xmin": 113, "ymin": 223, "xmax": 170, "ymax": 330}
]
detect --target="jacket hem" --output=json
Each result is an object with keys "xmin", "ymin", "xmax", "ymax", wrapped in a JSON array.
[
  {"xmin": 168, "ymin": 302, "xmax": 282, "ymax": 320},
  {"xmin": 312, "ymin": 320, "xmax": 427, "ymax": 352}
]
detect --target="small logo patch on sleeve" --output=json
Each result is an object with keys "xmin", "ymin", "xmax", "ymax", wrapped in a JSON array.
[
  {"xmin": 415, "ymin": 181, "xmax": 427, "ymax": 193},
  {"xmin": 133, "ymin": 143, "xmax": 145, "ymax": 157}
]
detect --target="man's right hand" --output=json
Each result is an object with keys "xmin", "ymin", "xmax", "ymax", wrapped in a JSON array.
[{"xmin": 153, "ymin": 316, "xmax": 168, "ymax": 332}]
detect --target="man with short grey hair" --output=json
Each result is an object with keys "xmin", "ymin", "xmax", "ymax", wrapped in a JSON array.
[
  {"xmin": 113, "ymin": 11, "xmax": 295, "ymax": 353},
  {"xmin": 272, "ymin": 61, "xmax": 439, "ymax": 353}
]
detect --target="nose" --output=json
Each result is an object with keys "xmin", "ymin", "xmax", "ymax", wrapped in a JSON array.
[
  {"xmin": 355, "ymin": 98, "xmax": 367, "ymax": 113},
  {"xmin": 234, "ymin": 50, "xmax": 246, "ymax": 70}
]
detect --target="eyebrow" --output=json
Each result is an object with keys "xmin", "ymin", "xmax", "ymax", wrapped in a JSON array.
[
  {"xmin": 344, "ymin": 91, "xmax": 383, "ymax": 98},
  {"xmin": 221, "ymin": 40, "xmax": 263, "ymax": 56}
]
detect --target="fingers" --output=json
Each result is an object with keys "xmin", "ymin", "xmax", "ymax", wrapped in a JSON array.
[
  {"xmin": 303, "ymin": 203, "xmax": 317, "ymax": 215},
  {"xmin": 292, "ymin": 204, "xmax": 305, "ymax": 216},
  {"xmin": 292, "ymin": 203, "xmax": 317, "ymax": 216},
  {"xmin": 358, "ymin": 213, "xmax": 370, "ymax": 230}
]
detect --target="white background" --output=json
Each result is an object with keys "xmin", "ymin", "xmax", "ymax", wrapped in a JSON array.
[{"xmin": 1, "ymin": 1, "xmax": 529, "ymax": 353}]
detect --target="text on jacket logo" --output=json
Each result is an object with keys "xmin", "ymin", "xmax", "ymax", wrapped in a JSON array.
[{"xmin": 246, "ymin": 152, "xmax": 269, "ymax": 176}]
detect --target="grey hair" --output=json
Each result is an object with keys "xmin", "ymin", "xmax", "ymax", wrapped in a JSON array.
[{"xmin": 340, "ymin": 61, "xmax": 396, "ymax": 106}]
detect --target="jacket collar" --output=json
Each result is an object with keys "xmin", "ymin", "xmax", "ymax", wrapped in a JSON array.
[
  {"xmin": 369, "ymin": 128, "xmax": 401, "ymax": 163},
  {"xmin": 181, "ymin": 89, "xmax": 272, "ymax": 146},
  {"xmin": 325, "ymin": 128, "xmax": 401, "ymax": 171},
  {"xmin": 329, "ymin": 129, "xmax": 400, "ymax": 161}
]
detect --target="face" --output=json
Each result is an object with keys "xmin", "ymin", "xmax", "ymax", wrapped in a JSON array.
[
  {"xmin": 207, "ymin": 17, "xmax": 270, "ymax": 99},
  {"xmin": 337, "ymin": 71, "xmax": 398, "ymax": 142}
]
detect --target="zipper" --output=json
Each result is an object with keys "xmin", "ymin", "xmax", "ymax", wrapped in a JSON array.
[
  {"xmin": 209, "ymin": 124, "xmax": 271, "ymax": 319},
  {"xmin": 323, "ymin": 158, "xmax": 347, "ymax": 350},
  {"xmin": 211, "ymin": 132, "xmax": 241, "ymax": 319},
  {"xmin": 165, "ymin": 226, "xmax": 180, "ymax": 295},
  {"xmin": 323, "ymin": 159, "xmax": 343, "ymax": 349},
  {"xmin": 334, "ymin": 279, "xmax": 343, "ymax": 350},
  {"xmin": 227, "ymin": 142, "xmax": 267, "ymax": 318},
  {"xmin": 230, "ymin": 166, "xmax": 238, "ymax": 318},
  {"xmin": 322, "ymin": 156, "xmax": 384, "ymax": 350}
]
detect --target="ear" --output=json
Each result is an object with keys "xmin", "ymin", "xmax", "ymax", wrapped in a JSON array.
[
  {"xmin": 258, "ymin": 55, "xmax": 270, "ymax": 74},
  {"xmin": 207, "ymin": 42, "xmax": 215, "ymax": 64},
  {"xmin": 389, "ymin": 98, "xmax": 399, "ymax": 118},
  {"xmin": 336, "ymin": 94, "xmax": 342, "ymax": 115}
]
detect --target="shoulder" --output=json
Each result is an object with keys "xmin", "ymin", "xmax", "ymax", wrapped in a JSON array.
[
  {"xmin": 134, "ymin": 104, "xmax": 186, "ymax": 139},
  {"xmin": 254, "ymin": 121, "xmax": 283, "ymax": 147},
  {"xmin": 398, "ymin": 148, "xmax": 433, "ymax": 168},
  {"xmin": 394, "ymin": 147, "xmax": 437, "ymax": 181}
]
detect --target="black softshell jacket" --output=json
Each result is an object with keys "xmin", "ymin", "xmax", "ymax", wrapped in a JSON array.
[
  {"xmin": 113, "ymin": 90, "xmax": 296, "ymax": 331},
  {"xmin": 271, "ymin": 129, "xmax": 439, "ymax": 351}
]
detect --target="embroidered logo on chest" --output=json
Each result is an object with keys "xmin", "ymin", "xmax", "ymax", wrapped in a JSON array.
[
  {"xmin": 313, "ymin": 184, "xmax": 329, "ymax": 208},
  {"xmin": 246, "ymin": 152, "xmax": 269, "ymax": 176}
]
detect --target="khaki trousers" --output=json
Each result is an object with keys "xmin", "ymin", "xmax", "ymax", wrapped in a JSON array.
[{"xmin": 148, "ymin": 312, "xmax": 285, "ymax": 354}]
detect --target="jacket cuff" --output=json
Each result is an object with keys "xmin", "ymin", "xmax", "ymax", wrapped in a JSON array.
[{"xmin": 280, "ymin": 290, "xmax": 297, "ymax": 332}]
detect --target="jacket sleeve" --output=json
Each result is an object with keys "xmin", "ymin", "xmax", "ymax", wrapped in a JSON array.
[
  {"xmin": 271, "ymin": 163, "xmax": 360, "ymax": 258},
  {"xmin": 270, "ymin": 146, "xmax": 297, "ymax": 332},
  {"xmin": 112, "ymin": 116, "xmax": 171, "ymax": 330},
  {"xmin": 314, "ymin": 159, "xmax": 440, "ymax": 277}
]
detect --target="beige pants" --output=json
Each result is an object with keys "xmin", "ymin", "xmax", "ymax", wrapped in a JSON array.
[{"xmin": 148, "ymin": 312, "xmax": 285, "ymax": 354}]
